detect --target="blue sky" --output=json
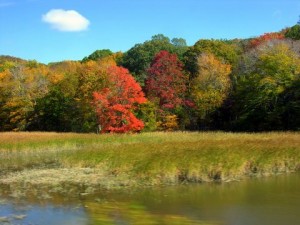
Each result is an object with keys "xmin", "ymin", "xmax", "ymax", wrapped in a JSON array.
[{"xmin": 0, "ymin": 0, "xmax": 300, "ymax": 63}]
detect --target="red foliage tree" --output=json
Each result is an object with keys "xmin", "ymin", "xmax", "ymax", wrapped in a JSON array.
[
  {"xmin": 249, "ymin": 32, "xmax": 284, "ymax": 49},
  {"xmin": 145, "ymin": 50, "xmax": 186, "ymax": 110},
  {"xmin": 93, "ymin": 66, "xmax": 146, "ymax": 133}
]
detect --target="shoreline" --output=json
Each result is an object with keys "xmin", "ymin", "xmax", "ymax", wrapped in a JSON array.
[
  {"xmin": 0, "ymin": 166, "xmax": 299, "ymax": 198},
  {"xmin": 0, "ymin": 131, "xmax": 299, "ymax": 198}
]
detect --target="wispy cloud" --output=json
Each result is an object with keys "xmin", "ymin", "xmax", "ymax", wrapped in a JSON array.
[
  {"xmin": 0, "ymin": 1, "xmax": 14, "ymax": 7},
  {"xmin": 42, "ymin": 9, "xmax": 90, "ymax": 32}
]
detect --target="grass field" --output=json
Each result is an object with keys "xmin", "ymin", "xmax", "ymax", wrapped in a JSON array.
[{"xmin": 0, "ymin": 132, "xmax": 299, "ymax": 190}]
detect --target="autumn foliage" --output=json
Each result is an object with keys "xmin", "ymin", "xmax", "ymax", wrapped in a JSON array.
[
  {"xmin": 1, "ymin": 29, "xmax": 300, "ymax": 133},
  {"xmin": 146, "ymin": 50, "xmax": 186, "ymax": 110},
  {"xmin": 93, "ymin": 66, "xmax": 146, "ymax": 133},
  {"xmin": 191, "ymin": 53, "xmax": 231, "ymax": 119},
  {"xmin": 249, "ymin": 32, "xmax": 284, "ymax": 48}
]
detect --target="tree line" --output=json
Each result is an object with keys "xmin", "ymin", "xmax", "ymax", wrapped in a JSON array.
[{"xmin": 0, "ymin": 25, "xmax": 299, "ymax": 133}]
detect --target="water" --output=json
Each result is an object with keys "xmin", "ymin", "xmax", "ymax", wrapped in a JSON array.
[{"xmin": 0, "ymin": 173, "xmax": 300, "ymax": 225}]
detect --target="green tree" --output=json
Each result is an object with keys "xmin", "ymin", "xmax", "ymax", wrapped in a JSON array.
[
  {"xmin": 135, "ymin": 101, "xmax": 158, "ymax": 132},
  {"xmin": 28, "ymin": 88, "xmax": 74, "ymax": 131},
  {"xmin": 277, "ymin": 78, "xmax": 300, "ymax": 130},
  {"xmin": 82, "ymin": 49, "xmax": 113, "ymax": 62},
  {"xmin": 285, "ymin": 25, "xmax": 300, "ymax": 40},
  {"xmin": 232, "ymin": 42, "xmax": 300, "ymax": 131},
  {"xmin": 171, "ymin": 38, "xmax": 187, "ymax": 47},
  {"xmin": 28, "ymin": 61, "xmax": 81, "ymax": 131},
  {"xmin": 121, "ymin": 34, "xmax": 188, "ymax": 85}
]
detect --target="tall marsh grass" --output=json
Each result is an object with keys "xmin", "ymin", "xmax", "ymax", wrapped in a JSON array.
[{"xmin": 0, "ymin": 132, "xmax": 299, "ymax": 187}]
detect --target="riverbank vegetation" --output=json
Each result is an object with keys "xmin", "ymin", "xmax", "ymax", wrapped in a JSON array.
[
  {"xmin": 0, "ymin": 132, "xmax": 299, "ymax": 190},
  {"xmin": 1, "ymin": 24, "xmax": 300, "ymax": 133}
]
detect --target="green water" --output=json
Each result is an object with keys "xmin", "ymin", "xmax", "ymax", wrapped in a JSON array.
[{"xmin": 1, "ymin": 173, "xmax": 300, "ymax": 225}]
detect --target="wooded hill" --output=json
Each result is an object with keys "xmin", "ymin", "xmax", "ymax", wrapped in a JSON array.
[{"xmin": 0, "ymin": 25, "xmax": 299, "ymax": 133}]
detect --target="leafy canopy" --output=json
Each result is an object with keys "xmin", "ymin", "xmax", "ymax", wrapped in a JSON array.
[
  {"xmin": 93, "ymin": 66, "xmax": 146, "ymax": 133},
  {"xmin": 146, "ymin": 50, "xmax": 186, "ymax": 111}
]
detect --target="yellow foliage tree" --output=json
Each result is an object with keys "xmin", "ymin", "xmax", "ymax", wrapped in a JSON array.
[
  {"xmin": 0, "ymin": 61, "xmax": 51, "ymax": 130},
  {"xmin": 191, "ymin": 53, "xmax": 231, "ymax": 119},
  {"xmin": 157, "ymin": 114, "xmax": 179, "ymax": 131}
]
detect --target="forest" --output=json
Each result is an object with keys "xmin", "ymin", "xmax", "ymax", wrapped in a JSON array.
[{"xmin": 0, "ymin": 24, "xmax": 299, "ymax": 133}]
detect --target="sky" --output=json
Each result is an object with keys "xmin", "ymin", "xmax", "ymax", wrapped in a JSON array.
[{"xmin": 0, "ymin": 0, "xmax": 300, "ymax": 64}]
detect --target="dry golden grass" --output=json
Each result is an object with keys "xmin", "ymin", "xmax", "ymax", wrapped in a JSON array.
[{"xmin": 0, "ymin": 131, "xmax": 299, "ymax": 187}]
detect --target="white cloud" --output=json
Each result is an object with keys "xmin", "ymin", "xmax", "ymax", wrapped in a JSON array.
[{"xmin": 42, "ymin": 9, "xmax": 90, "ymax": 32}]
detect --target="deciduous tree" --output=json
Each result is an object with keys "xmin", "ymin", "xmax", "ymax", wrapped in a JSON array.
[
  {"xmin": 121, "ymin": 34, "xmax": 188, "ymax": 85},
  {"xmin": 146, "ymin": 50, "xmax": 186, "ymax": 110},
  {"xmin": 93, "ymin": 66, "xmax": 146, "ymax": 133},
  {"xmin": 284, "ymin": 25, "xmax": 300, "ymax": 40},
  {"xmin": 232, "ymin": 42, "xmax": 300, "ymax": 130},
  {"xmin": 0, "ymin": 61, "xmax": 50, "ymax": 130},
  {"xmin": 190, "ymin": 53, "xmax": 231, "ymax": 121},
  {"xmin": 248, "ymin": 32, "xmax": 284, "ymax": 49},
  {"xmin": 184, "ymin": 39, "xmax": 238, "ymax": 79},
  {"xmin": 145, "ymin": 50, "xmax": 187, "ymax": 130},
  {"xmin": 82, "ymin": 49, "xmax": 113, "ymax": 62}
]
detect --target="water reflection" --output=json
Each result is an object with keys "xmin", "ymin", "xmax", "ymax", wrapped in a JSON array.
[
  {"xmin": 86, "ymin": 201, "xmax": 216, "ymax": 225},
  {"xmin": 0, "ymin": 202, "xmax": 88, "ymax": 225},
  {"xmin": 0, "ymin": 173, "xmax": 300, "ymax": 225}
]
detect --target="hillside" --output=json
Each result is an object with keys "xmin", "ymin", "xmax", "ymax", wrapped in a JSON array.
[{"xmin": 0, "ymin": 26, "xmax": 299, "ymax": 133}]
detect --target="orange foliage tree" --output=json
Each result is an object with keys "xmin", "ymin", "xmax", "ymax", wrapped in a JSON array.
[
  {"xmin": 93, "ymin": 66, "xmax": 146, "ymax": 133},
  {"xmin": 249, "ymin": 32, "xmax": 284, "ymax": 49}
]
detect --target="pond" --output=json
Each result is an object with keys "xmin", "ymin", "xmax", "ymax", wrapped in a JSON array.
[{"xmin": 0, "ymin": 173, "xmax": 300, "ymax": 225}]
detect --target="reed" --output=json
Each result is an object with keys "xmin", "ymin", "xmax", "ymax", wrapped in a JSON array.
[{"xmin": 0, "ymin": 132, "xmax": 299, "ymax": 188}]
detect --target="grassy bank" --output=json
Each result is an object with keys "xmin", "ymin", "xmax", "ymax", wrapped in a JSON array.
[{"xmin": 0, "ymin": 132, "xmax": 299, "ymax": 190}]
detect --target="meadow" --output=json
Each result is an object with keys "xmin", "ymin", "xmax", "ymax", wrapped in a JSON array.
[{"xmin": 0, "ymin": 132, "xmax": 299, "ymax": 190}]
